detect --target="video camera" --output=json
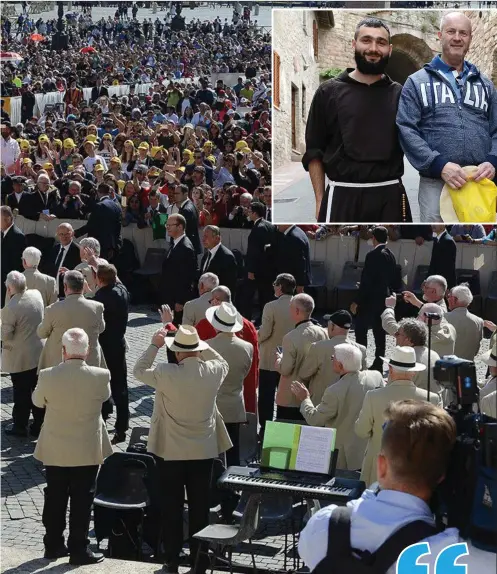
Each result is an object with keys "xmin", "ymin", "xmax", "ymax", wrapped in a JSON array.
[{"xmin": 432, "ymin": 356, "xmax": 497, "ymax": 553}]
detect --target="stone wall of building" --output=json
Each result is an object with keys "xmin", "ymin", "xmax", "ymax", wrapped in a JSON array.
[{"xmin": 465, "ymin": 10, "xmax": 497, "ymax": 85}]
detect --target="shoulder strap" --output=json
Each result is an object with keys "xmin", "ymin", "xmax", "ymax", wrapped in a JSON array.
[{"xmin": 327, "ymin": 506, "xmax": 353, "ymax": 555}]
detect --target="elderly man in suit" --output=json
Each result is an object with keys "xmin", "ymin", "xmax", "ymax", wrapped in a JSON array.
[
  {"xmin": 183, "ymin": 272, "xmax": 219, "ymax": 327},
  {"xmin": 276, "ymin": 225, "xmax": 311, "ymax": 293},
  {"xmin": 133, "ymin": 324, "xmax": 230, "ymax": 574},
  {"xmin": 43, "ymin": 223, "xmax": 82, "ymax": 296},
  {"xmin": 300, "ymin": 310, "xmax": 367, "ymax": 404},
  {"xmin": 37, "ymin": 271, "xmax": 106, "ymax": 371},
  {"xmin": 429, "ymin": 225, "xmax": 457, "ymax": 289},
  {"xmin": 2, "ymin": 271, "xmax": 45, "ymax": 437},
  {"xmin": 480, "ymin": 342, "xmax": 497, "ymax": 402},
  {"xmin": 292, "ymin": 343, "xmax": 383, "ymax": 470},
  {"xmin": 275, "ymin": 293, "xmax": 328, "ymax": 421},
  {"xmin": 33, "ymin": 328, "xmax": 111, "ymax": 565},
  {"xmin": 206, "ymin": 302, "xmax": 253, "ymax": 466},
  {"xmin": 1, "ymin": 205, "xmax": 26, "ymax": 306},
  {"xmin": 446, "ymin": 284, "xmax": 484, "ymax": 360},
  {"xmin": 258, "ymin": 273, "xmax": 296, "ymax": 435},
  {"xmin": 5, "ymin": 247, "xmax": 57, "ymax": 307},
  {"xmin": 200, "ymin": 226, "xmax": 238, "ymax": 297},
  {"xmin": 74, "ymin": 237, "xmax": 104, "ymax": 297},
  {"xmin": 402, "ymin": 274, "xmax": 448, "ymax": 312},
  {"xmin": 355, "ymin": 346, "xmax": 441, "ymax": 487}
]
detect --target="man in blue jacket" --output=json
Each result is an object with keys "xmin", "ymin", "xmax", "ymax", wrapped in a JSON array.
[{"xmin": 397, "ymin": 12, "xmax": 497, "ymax": 222}]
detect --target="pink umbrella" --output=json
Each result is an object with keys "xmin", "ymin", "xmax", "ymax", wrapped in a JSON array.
[
  {"xmin": 29, "ymin": 33, "xmax": 45, "ymax": 42},
  {"xmin": 0, "ymin": 52, "xmax": 24, "ymax": 62}
]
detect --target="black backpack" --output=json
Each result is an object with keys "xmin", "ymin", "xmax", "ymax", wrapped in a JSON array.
[{"xmin": 312, "ymin": 507, "xmax": 441, "ymax": 574}]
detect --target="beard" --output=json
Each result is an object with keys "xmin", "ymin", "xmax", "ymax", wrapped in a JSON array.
[{"xmin": 354, "ymin": 50, "xmax": 390, "ymax": 75}]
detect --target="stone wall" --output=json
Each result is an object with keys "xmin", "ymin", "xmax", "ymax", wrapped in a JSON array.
[{"xmin": 465, "ymin": 10, "xmax": 497, "ymax": 86}]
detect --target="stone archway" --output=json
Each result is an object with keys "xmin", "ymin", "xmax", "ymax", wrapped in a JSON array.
[{"xmin": 386, "ymin": 33, "xmax": 435, "ymax": 85}]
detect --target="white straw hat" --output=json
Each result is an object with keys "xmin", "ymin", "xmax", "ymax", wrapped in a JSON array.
[
  {"xmin": 165, "ymin": 325, "xmax": 209, "ymax": 352},
  {"xmin": 205, "ymin": 302, "xmax": 243, "ymax": 333},
  {"xmin": 381, "ymin": 346, "xmax": 426, "ymax": 372},
  {"xmin": 481, "ymin": 343, "xmax": 497, "ymax": 367}
]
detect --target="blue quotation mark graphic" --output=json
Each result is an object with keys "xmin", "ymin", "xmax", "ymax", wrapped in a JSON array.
[{"xmin": 396, "ymin": 542, "xmax": 469, "ymax": 574}]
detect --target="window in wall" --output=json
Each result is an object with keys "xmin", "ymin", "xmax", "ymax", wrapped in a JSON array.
[
  {"xmin": 302, "ymin": 84, "xmax": 306, "ymax": 119},
  {"xmin": 274, "ymin": 51, "xmax": 281, "ymax": 108}
]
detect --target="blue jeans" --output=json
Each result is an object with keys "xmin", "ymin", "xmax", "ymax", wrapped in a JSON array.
[{"xmin": 418, "ymin": 176, "xmax": 445, "ymax": 222}]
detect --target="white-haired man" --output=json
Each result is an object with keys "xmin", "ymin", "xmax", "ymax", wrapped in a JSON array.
[
  {"xmin": 355, "ymin": 346, "xmax": 441, "ymax": 487},
  {"xmin": 2, "ymin": 271, "xmax": 45, "ymax": 437},
  {"xmin": 446, "ymin": 284, "xmax": 484, "ymax": 360},
  {"xmin": 33, "ymin": 328, "xmax": 111, "ymax": 565},
  {"xmin": 402, "ymin": 274, "xmax": 448, "ymax": 311},
  {"xmin": 480, "ymin": 342, "xmax": 497, "ymax": 404},
  {"xmin": 43, "ymin": 222, "xmax": 81, "ymax": 295},
  {"xmin": 183, "ymin": 272, "xmax": 219, "ymax": 327},
  {"xmin": 275, "ymin": 293, "xmax": 328, "ymax": 421},
  {"xmin": 74, "ymin": 237, "xmax": 105, "ymax": 295},
  {"xmin": 292, "ymin": 343, "xmax": 383, "ymax": 470},
  {"xmin": 5, "ymin": 246, "xmax": 57, "ymax": 307}
]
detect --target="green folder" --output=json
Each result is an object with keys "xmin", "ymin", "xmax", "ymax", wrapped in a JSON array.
[
  {"xmin": 152, "ymin": 212, "xmax": 168, "ymax": 240},
  {"xmin": 261, "ymin": 421, "xmax": 301, "ymax": 470}
]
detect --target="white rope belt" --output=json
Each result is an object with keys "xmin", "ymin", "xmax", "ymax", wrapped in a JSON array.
[{"xmin": 325, "ymin": 178, "xmax": 401, "ymax": 222}]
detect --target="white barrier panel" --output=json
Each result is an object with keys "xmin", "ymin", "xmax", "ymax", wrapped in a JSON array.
[
  {"xmin": 13, "ymin": 216, "xmax": 496, "ymax": 300},
  {"xmin": 8, "ymin": 96, "xmax": 22, "ymax": 126}
]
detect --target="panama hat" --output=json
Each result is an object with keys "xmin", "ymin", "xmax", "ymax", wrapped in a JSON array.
[
  {"xmin": 205, "ymin": 303, "xmax": 243, "ymax": 333},
  {"xmin": 165, "ymin": 325, "xmax": 209, "ymax": 352},
  {"xmin": 481, "ymin": 342, "xmax": 497, "ymax": 367},
  {"xmin": 440, "ymin": 165, "xmax": 477, "ymax": 223},
  {"xmin": 381, "ymin": 346, "xmax": 426, "ymax": 372}
]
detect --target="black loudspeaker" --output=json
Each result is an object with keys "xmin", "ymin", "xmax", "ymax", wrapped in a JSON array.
[{"xmin": 51, "ymin": 33, "xmax": 68, "ymax": 51}]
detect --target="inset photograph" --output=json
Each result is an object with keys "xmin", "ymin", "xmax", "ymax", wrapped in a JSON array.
[{"xmin": 272, "ymin": 8, "xmax": 497, "ymax": 223}]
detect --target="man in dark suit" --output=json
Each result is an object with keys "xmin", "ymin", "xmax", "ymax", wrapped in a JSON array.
[
  {"xmin": 42, "ymin": 223, "xmax": 81, "ymax": 296},
  {"xmin": 200, "ymin": 225, "xmax": 238, "ymax": 297},
  {"xmin": 5, "ymin": 176, "xmax": 30, "ymax": 213},
  {"xmin": 428, "ymin": 225, "xmax": 457, "ymax": 289},
  {"xmin": 171, "ymin": 184, "xmax": 201, "ymax": 254},
  {"xmin": 93, "ymin": 263, "xmax": 130, "ymax": 445},
  {"xmin": 160, "ymin": 214, "xmax": 198, "ymax": 324},
  {"xmin": 1, "ymin": 206, "xmax": 26, "ymax": 306},
  {"xmin": 351, "ymin": 226, "xmax": 401, "ymax": 371},
  {"xmin": 276, "ymin": 225, "xmax": 311, "ymax": 293},
  {"xmin": 241, "ymin": 201, "xmax": 277, "ymax": 321},
  {"xmin": 21, "ymin": 174, "xmax": 61, "ymax": 221},
  {"xmin": 74, "ymin": 184, "xmax": 122, "ymax": 262},
  {"xmin": 90, "ymin": 79, "xmax": 109, "ymax": 103}
]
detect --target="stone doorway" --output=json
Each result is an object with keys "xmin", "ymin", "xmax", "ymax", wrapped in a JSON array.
[{"xmin": 386, "ymin": 33, "xmax": 435, "ymax": 85}]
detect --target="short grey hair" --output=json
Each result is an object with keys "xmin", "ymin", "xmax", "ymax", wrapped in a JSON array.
[
  {"xmin": 62, "ymin": 328, "xmax": 89, "ymax": 357},
  {"xmin": 63, "ymin": 270, "xmax": 85, "ymax": 293},
  {"xmin": 204, "ymin": 225, "xmax": 221, "ymax": 238},
  {"xmin": 199, "ymin": 272, "xmax": 219, "ymax": 291},
  {"xmin": 211, "ymin": 285, "xmax": 232, "ymax": 303},
  {"xmin": 425, "ymin": 275, "xmax": 447, "ymax": 297},
  {"xmin": 399, "ymin": 318, "xmax": 427, "ymax": 347},
  {"xmin": 5, "ymin": 271, "xmax": 26, "ymax": 294},
  {"xmin": 451, "ymin": 284, "xmax": 473, "ymax": 306},
  {"xmin": 79, "ymin": 237, "xmax": 101, "ymax": 256},
  {"xmin": 69, "ymin": 180, "xmax": 82, "ymax": 191},
  {"xmin": 334, "ymin": 343, "xmax": 362, "ymax": 372},
  {"xmin": 240, "ymin": 192, "xmax": 253, "ymax": 202},
  {"xmin": 419, "ymin": 303, "xmax": 444, "ymax": 324},
  {"xmin": 292, "ymin": 293, "xmax": 315, "ymax": 316},
  {"xmin": 37, "ymin": 174, "xmax": 50, "ymax": 184},
  {"xmin": 440, "ymin": 12, "xmax": 472, "ymax": 33},
  {"xmin": 22, "ymin": 246, "xmax": 42, "ymax": 267}
]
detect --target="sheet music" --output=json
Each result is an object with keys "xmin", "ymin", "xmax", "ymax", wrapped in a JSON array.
[{"xmin": 295, "ymin": 426, "xmax": 336, "ymax": 474}]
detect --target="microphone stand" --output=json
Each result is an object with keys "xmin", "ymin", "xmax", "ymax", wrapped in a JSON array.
[{"xmin": 427, "ymin": 315, "xmax": 433, "ymax": 400}]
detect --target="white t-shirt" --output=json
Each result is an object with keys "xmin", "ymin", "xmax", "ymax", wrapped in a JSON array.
[{"xmin": 83, "ymin": 154, "xmax": 108, "ymax": 174}]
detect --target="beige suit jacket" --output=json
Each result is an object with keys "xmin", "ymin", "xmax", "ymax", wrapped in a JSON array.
[
  {"xmin": 299, "ymin": 335, "xmax": 368, "ymax": 404},
  {"xmin": 207, "ymin": 333, "xmax": 253, "ymax": 423},
  {"xmin": 182, "ymin": 292, "xmax": 212, "ymax": 327},
  {"xmin": 33, "ymin": 359, "xmax": 112, "ymax": 466},
  {"xmin": 258, "ymin": 294, "xmax": 295, "ymax": 371},
  {"xmin": 74, "ymin": 261, "xmax": 98, "ymax": 296},
  {"xmin": 480, "ymin": 375, "xmax": 497, "ymax": 401},
  {"xmin": 355, "ymin": 379, "xmax": 441, "ymax": 487},
  {"xmin": 37, "ymin": 293, "xmax": 106, "ymax": 371},
  {"xmin": 300, "ymin": 370, "xmax": 384, "ymax": 470},
  {"xmin": 412, "ymin": 346, "xmax": 441, "ymax": 395},
  {"xmin": 445, "ymin": 307, "xmax": 484, "ymax": 360},
  {"xmin": 5, "ymin": 268, "xmax": 57, "ymax": 308},
  {"xmin": 481, "ymin": 390, "xmax": 496, "ymax": 419},
  {"xmin": 275, "ymin": 320, "xmax": 328, "ymax": 407},
  {"xmin": 1, "ymin": 290, "xmax": 44, "ymax": 373},
  {"xmin": 133, "ymin": 344, "xmax": 232, "ymax": 460}
]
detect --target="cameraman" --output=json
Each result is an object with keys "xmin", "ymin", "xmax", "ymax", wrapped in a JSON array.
[{"xmin": 300, "ymin": 400, "xmax": 461, "ymax": 573}]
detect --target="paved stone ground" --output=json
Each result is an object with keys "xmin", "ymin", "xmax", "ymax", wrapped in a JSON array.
[{"xmin": 1, "ymin": 304, "xmax": 491, "ymax": 569}]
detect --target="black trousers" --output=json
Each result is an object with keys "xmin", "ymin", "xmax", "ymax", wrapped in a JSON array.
[
  {"xmin": 43, "ymin": 465, "xmax": 99, "ymax": 555},
  {"xmin": 276, "ymin": 406, "xmax": 304, "ymax": 422},
  {"xmin": 239, "ymin": 277, "xmax": 273, "ymax": 321},
  {"xmin": 11, "ymin": 368, "xmax": 45, "ymax": 431},
  {"xmin": 258, "ymin": 369, "xmax": 280, "ymax": 436},
  {"xmin": 355, "ymin": 308, "xmax": 385, "ymax": 364},
  {"xmin": 160, "ymin": 458, "xmax": 213, "ymax": 572},
  {"xmin": 101, "ymin": 342, "xmax": 129, "ymax": 434},
  {"xmin": 225, "ymin": 423, "xmax": 240, "ymax": 467}
]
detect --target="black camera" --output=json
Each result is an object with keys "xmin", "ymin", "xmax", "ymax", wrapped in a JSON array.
[{"xmin": 434, "ymin": 356, "xmax": 479, "ymax": 407}]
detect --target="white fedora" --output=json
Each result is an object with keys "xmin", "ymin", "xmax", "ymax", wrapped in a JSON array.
[
  {"xmin": 165, "ymin": 325, "xmax": 209, "ymax": 352},
  {"xmin": 381, "ymin": 346, "xmax": 426, "ymax": 372},
  {"xmin": 481, "ymin": 343, "xmax": 497, "ymax": 367},
  {"xmin": 205, "ymin": 302, "xmax": 243, "ymax": 333}
]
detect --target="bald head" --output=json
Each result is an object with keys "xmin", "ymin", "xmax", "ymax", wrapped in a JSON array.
[
  {"xmin": 438, "ymin": 12, "xmax": 472, "ymax": 66},
  {"xmin": 56, "ymin": 223, "xmax": 74, "ymax": 246},
  {"xmin": 440, "ymin": 12, "xmax": 472, "ymax": 32}
]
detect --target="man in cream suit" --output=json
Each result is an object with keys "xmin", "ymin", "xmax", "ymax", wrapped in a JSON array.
[
  {"xmin": 482, "ymin": 391, "xmax": 496, "ymax": 419},
  {"xmin": 4, "ymin": 247, "xmax": 57, "ymax": 307},
  {"xmin": 2, "ymin": 271, "xmax": 45, "ymax": 437},
  {"xmin": 355, "ymin": 346, "xmax": 441, "ymax": 488},
  {"xmin": 446, "ymin": 284, "xmax": 484, "ymax": 360},
  {"xmin": 133, "ymin": 323, "xmax": 230, "ymax": 574},
  {"xmin": 206, "ymin": 302, "xmax": 253, "ymax": 466},
  {"xmin": 275, "ymin": 293, "xmax": 328, "ymax": 420},
  {"xmin": 299, "ymin": 310, "xmax": 367, "ymax": 404},
  {"xmin": 291, "ymin": 343, "xmax": 383, "ymax": 470},
  {"xmin": 480, "ymin": 342, "xmax": 497, "ymax": 402},
  {"xmin": 33, "ymin": 328, "xmax": 111, "ymax": 565},
  {"xmin": 37, "ymin": 270, "xmax": 106, "ymax": 371},
  {"xmin": 257, "ymin": 273, "xmax": 296, "ymax": 436},
  {"xmin": 183, "ymin": 272, "xmax": 219, "ymax": 327},
  {"xmin": 402, "ymin": 274, "xmax": 448, "ymax": 312}
]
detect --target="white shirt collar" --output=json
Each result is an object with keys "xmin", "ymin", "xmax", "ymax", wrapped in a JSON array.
[
  {"xmin": 173, "ymin": 233, "xmax": 186, "ymax": 247},
  {"xmin": 3, "ymin": 223, "xmax": 14, "ymax": 237},
  {"xmin": 59, "ymin": 240, "xmax": 73, "ymax": 251},
  {"xmin": 180, "ymin": 198, "xmax": 189, "ymax": 208},
  {"xmin": 209, "ymin": 242, "xmax": 222, "ymax": 257},
  {"xmin": 283, "ymin": 225, "xmax": 295, "ymax": 236}
]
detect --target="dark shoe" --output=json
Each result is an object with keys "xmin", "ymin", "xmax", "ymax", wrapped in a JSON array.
[
  {"xmin": 4, "ymin": 425, "xmax": 28, "ymax": 437},
  {"xmin": 69, "ymin": 549, "xmax": 104, "ymax": 565},
  {"xmin": 29, "ymin": 425, "xmax": 41, "ymax": 438},
  {"xmin": 44, "ymin": 545, "xmax": 69, "ymax": 559},
  {"xmin": 111, "ymin": 432, "xmax": 126, "ymax": 445},
  {"xmin": 162, "ymin": 564, "xmax": 179, "ymax": 574}
]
